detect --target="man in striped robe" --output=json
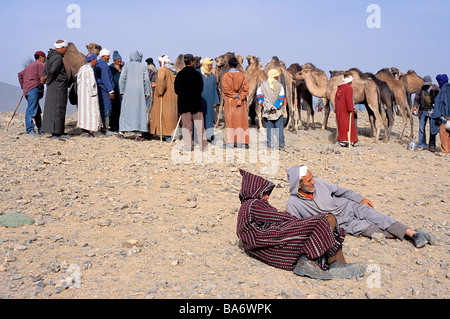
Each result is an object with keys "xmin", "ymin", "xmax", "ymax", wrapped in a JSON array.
[
  {"xmin": 237, "ymin": 169, "xmax": 367, "ymax": 280},
  {"xmin": 76, "ymin": 53, "xmax": 103, "ymax": 137}
]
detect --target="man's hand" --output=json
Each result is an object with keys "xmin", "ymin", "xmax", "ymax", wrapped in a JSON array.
[
  {"xmin": 109, "ymin": 93, "xmax": 115, "ymax": 100},
  {"xmin": 360, "ymin": 198, "xmax": 374, "ymax": 208}
]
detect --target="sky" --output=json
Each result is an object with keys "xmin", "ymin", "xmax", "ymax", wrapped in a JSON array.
[{"xmin": 1, "ymin": 0, "xmax": 449, "ymax": 87}]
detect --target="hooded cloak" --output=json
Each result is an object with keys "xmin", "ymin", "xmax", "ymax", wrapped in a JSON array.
[
  {"xmin": 119, "ymin": 50, "xmax": 151, "ymax": 132},
  {"xmin": 237, "ymin": 170, "xmax": 345, "ymax": 271}
]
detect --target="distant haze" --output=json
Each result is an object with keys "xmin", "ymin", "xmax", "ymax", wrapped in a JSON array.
[{"xmin": 0, "ymin": 82, "xmax": 77, "ymax": 115}]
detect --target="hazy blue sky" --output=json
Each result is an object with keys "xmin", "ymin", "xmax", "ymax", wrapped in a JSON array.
[{"xmin": 1, "ymin": 0, "xmax": 449, "ymax": 86}]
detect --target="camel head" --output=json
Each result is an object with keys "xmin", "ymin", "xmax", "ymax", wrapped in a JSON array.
[
  {"xmin": 215, "ymin": 52, "xmax": 235, "ymax": 67},
  {"xmin": 287, "ymin": 63, "xmax": 303, "ymax": 81},
  {"xmin": 390, "ymin": 67, "xmax": 400, "ymax": 77},
  {"xmin": 86, "ymin": 43, "xmax": 102, "ymax": 56},
  {"xmin": 246, "ymin": 55, "xmax": 258, "ymax": 65}
]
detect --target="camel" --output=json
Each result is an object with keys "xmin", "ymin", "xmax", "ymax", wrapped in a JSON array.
[
  {"xmin": 347, "ymin": 68, "xmax": 394, "ymax": 141},
  {"xmin": 328, "ymin": 69, "xmax": 387, "ymax": 143},
  {"xmin": 264, "ymin": 57, "xmax": 297, "ymax": 133},
  {"xmin": 86, "ymin": 43, "xmax": 102, "ymax": 56},
  {"xmin": 398, "ymin": 69, "xmax": 423, "ymax": 97},
  {"xmin": 290, "ymin": 63, "xmax": 332, "ymax": 131},
  {"xmin": 287, "ymin": 63, "xmax": 317, "ymax": 131},
  {"xmin": 375, "ymin": 68, "xmax": 413, "ymax": 140},
  {"xmin": 214, "ymin": 52, "xmax": 245, "ymax": 129},
  {"xmin": 64, "ymin": 42, "xmax": 88, "ymax": 83},
  {"xmin": 244, "ymin": 55, "xmax": 267, "ymax": 129},
  {"xmin": 174, "ymin": 54, "xmax": 202, "ymax": 72}
]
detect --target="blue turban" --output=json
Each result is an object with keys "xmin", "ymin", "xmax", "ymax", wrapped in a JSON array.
[
  {"xmin": 113, "ymin": 50, "xmax": 122, "ymax": 61},
  {"xmin": 436, "ymin": 74, "xmax": 449, "ymax": 88},
  {"xmin": 85, "ymin": 53, "xmax": 96, "ymax": 62}
]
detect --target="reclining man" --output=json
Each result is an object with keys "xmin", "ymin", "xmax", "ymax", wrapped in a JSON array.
[
  {"xmin": 236, "ymin": 169, "xmax": 367, "ymax": 280},
  {"xmin": 286, "ymin": 165, "xmax": 435, "ymax": 248}
]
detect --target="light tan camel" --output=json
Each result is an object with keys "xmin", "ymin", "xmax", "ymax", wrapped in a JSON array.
[
  {"xmin": 264, "ymin": 57, "xmax": 297, "ymax": 133},
  {"xmin": 244, "ymin": 55, "xmax": 267, "ymax": 129},
  {"xmin": 214, "ymin": 52, "xmax": 245, "ymax": 129},
  {"xmin": 376, "ymin": 68, "xmax": 413, "ymax": 140},
  {"xmin": 291, "ymin": 64, "xmax": 332, "ymax": 131},
  {"xmin": 288, "ymin": 63, "xmax": 328, "ymax": 131}
]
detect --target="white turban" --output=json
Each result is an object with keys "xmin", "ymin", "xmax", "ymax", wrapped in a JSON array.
[
  {"xmin": 299, "ymin": 166, "xmax": 308, "ymax": 180},
  {"xmin": 99, "ymin": 49, "xmax": 111, "ymax": 58},
  {"xmin": 342, "ymin": 75, "xmax": 353, "ymax": 85},
  {"xmin": 158, "ymin": 55, "xmax": 171, "ymax": 65},
  {"xmin": 54, "ymin": 41, "xmax": 68, "ymax": 49}
]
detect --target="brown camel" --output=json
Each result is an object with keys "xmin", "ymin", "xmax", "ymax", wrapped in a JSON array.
[
  {"xmin": 347, "ymin": 68, "xmax": 394, "ymax": 142},
  {"xmin": 264, "ymin": 57, "xmax": 297, "ymax": 133},
  {"xmin": 214, "ymin": 52, "xmax": 245, "ymax": 129},
  {"xmin": 86, "ymin": 43, "xmax": 102, "ymax": 56},
  {"xmin": 376, "ymin": 68, "xmax": 413, "ymax": 140},
  {"xmin": 244, "ymin": 55, "xmax": 267, "ymax": 129},
  {"xmin": 64, "ymin": 42, "xmax": 88, "ymax": 82},
  {"xmin": 329, "ymin": 69, "xmax": 386, "ymax": 143},
  {"xmin": 398, "ymin": 69, "xmax": 423, "ymax": 96},
  {"xmin": 288, "ymin": 63, "xmax": 320, "ymax": 131},
  {"xmin": 291, "ymin": 63, "xmax": 332, "ymax": 131},
  {"xmin": 174, "ymin": 54, "xmax": 202, "ymax": 72}
]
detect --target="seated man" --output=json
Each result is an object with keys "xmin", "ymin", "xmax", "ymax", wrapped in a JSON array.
[
  {"xmin": 286, "ymin": 165, "xmax": 435, "ymax": 248},
  {"xmin": 236, "ymin": 169, "xmax": 367, "ymax": 280}
]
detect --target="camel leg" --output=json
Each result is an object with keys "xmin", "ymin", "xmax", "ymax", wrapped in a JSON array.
[
  {"xmin": 322, "ymin": 100, "xmax": 331, "ymax": 130},
  {"xmin": 215, "ymin": 100, "xmax": 224, "ymax": 129},
  {"xmin": 397, "ymin": 104, "xmax": 408, "ymax": 140}
]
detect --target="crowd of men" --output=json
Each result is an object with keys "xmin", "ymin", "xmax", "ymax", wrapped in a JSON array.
[{"xmin": 18, "ymin": 40, "xmax": 450, "ymax": 154}]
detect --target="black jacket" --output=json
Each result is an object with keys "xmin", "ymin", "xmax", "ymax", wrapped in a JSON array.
[
  {"xmin": 414, "ymin": 84, "xmax": 440, "ymax": 118},
  {"xmin": 174, "ymin": 66, "xmax": 204, "ymax": 114}
]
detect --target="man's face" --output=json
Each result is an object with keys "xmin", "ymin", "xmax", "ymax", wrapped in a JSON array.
[
  {"xmin": 91, "ymin": 59, "xmax": 97, "ymax": 67},
  {"xmin": 57, "ymin": 47, "xmax": 67, "ymax": 55},
  {"xmin": 114, "ymin": 59, "xmax": 122, "ymax": 67},
  {"xmin": 39, "ymin": 56, "xmax": 46, "ymax": 63},
  {"xmin": 102, "ymin": 55, "xmax": 110, "ymax": 63},
  {"xmin": 299, "ymin": 171, "xmax": 315, "ymax": 194}
]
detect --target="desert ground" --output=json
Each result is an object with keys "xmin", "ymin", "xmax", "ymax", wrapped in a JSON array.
[{"xmin": 0, "ymin": 109, "xmax": 448, "ymax": 300}]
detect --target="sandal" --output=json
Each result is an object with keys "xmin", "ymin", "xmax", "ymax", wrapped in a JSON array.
[
  {"xmin": 134, "ymin": 136, "xmax": 145, "ymax": 142},
  {"xmin": 81, "ymin": 133, "xmax": 93, "ymax": 138},
  {"xmin": 116, "ymin": 133, "xmax": 124, "ymax": 139}
]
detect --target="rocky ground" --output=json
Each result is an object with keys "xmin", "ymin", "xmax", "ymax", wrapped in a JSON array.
[{"xmin": 0, "ymin": 110, "xmax": 448, "ymax": 300}]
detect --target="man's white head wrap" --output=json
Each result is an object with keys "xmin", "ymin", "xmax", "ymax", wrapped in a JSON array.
[
  {"xmin": 99, "ymin": 49, "xmax": 111, "ymax": 58},
  {"xmin": 341, "ymin": 75, "xmax": 353, "ymax": 85},
  {"xmin": 299, "ymin": 166, "xmax": 308, "ymax": 180},
  {"xmin": 158, "ymin": 55, "xmax": 171, "ymax": 65},
  {"xmin": 54, "ymin": 41, "xmax": 68, "ymax": 49}
]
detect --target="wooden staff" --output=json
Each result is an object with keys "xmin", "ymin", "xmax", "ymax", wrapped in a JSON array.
[
  {"xmin": 159, "ymin": 98, "xmax": 163, "ymax": 144},
  {"xmin": 348, "ymin": 111, "xmax": 353, "ymax": 148},
  {"xmin": 5, "ymin": 93, "xmax": 24, "ymax": 131},
  {"xmin": 170, "ymin": 116, "xmax": 182, "ymax": 146}
]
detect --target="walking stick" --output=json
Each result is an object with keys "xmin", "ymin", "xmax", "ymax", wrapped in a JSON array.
[
  {"xmin": 5, "ymin": 93, "xmax": 25, "ymax": 131},
  {"xmin": 170, "ymin": 116, "xmax": 182, "ymax": 146},
  {"xmin": 159, "ymin": 98, "xmax": 163, "ymax": 144},
  {"xmin": 348, "ymin": 111, "xmax": 353, "ymax": 148}
]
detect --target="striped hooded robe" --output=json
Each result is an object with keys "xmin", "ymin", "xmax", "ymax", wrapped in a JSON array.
[
  {"xmin": 236, "ymin": 170, "xmax": 345, "ymax": 271},
  {"xmin": 76, "ymin": 64, "xmax": 102, "ymax": 132}
]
